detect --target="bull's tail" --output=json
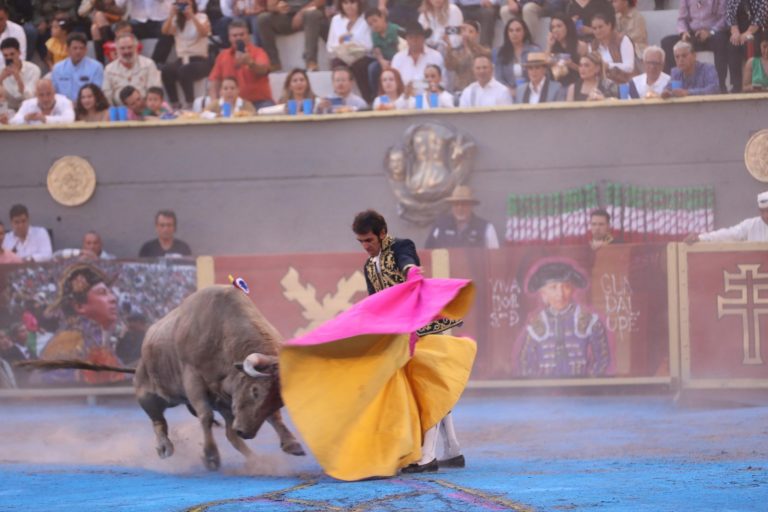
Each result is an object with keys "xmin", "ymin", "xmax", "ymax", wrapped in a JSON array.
[{"xmin": 14, "ymin": 359, "xmax": 137, "ymax": 374}]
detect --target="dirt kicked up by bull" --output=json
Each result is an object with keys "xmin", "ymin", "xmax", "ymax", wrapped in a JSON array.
[{"xmin": 17, "ymin": 285, "xmax": 306, "ymax": 471}]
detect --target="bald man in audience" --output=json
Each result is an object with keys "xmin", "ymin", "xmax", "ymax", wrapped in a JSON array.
[{"xmin": 10, "ymin": 78, "xmax": 74, "ymax": 124}]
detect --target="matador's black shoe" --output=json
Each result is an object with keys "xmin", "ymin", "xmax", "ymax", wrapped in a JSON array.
[
  {"xmin": 438, "ymin": 455, "xmax": 465, "ymax": 468},
  {"xmin": 401, "ymin": 458, "xmax": 438, "ymax": 474}
]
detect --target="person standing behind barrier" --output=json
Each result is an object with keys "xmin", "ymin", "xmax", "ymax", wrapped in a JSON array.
[
  {"xmin": 742, "ymin": 38, "xmax": 768, "ymax": 90},
  {"xmin": 103, "ymin": 33, "xmax": 162, "ymax": 105},
  {"xmin": 515, "ymin": 51, "xmax": 566, "ymax": 103},
  {"xmin": 0, "ymin": 221, "xmax": 21, "ymax": 264},
  {"xmin": 662, "ymin": 40, "xmax": 720, "ymax": 97},
  {"xmin": 161, "ymin": 0, "xmax": 212, "ymax": 110},
  {"xmin": 459, "ymin": 54, "xmax": 513, "ymax": 106},
  {"xmin": 629, "ymin": 46, "xmax": 670, "ymax": 98},
  {"xmin": 588, "ymin": 208, "xmax": 620, "ymax": 250},
  {"xmin": 2, "ymin": 204, "xmax": 52, "ymax": 262},
  {"xmin": 493, "ymin": 17, "xmax": 540, "ymax": 93},
  {"xmin": 684, "ymin": 191, "xmax": 768, "ymax": 243},
  {"xmin": 660, "ymin": 0, "xmax": 729, "ymax": 94},
  {"xmin": 51, "ymin": 32, "xmax": 104, "ymax": 102},
  {"xmin": 0, "ymin": 37, "xmax": 40, "ymax": 110},
  {"xmin": 425, "ymin": 185, "xmax": 499, "ymax": 249},
  {"xmin": 566, "ymin": 51, "xmax": 615, "ymax": 100},
  {"xmin": 138, "ymin": 209, "xmax": 192, "ymax": 258}
]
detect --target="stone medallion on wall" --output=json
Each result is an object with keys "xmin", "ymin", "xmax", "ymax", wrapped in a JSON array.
[
  {"xmin": 47, "ymin": 156, "xmax": 97, "ymax": 206},
  {"xmin": 744, "ymin": 129, "xmax": 768, "ymax": 183},
  {"xmin": 385, "ymin": 122, "xmax": 476, "ymax": 225}
]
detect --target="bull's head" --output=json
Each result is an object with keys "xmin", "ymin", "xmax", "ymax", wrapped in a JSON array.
[{"xmin": 230, "ymin": 353, "xmax": 282, "ymax": 439}]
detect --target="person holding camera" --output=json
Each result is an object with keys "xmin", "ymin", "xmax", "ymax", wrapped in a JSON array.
[
  {"xmin": 0, "ymin": 37, "xmax": 40, "ymax": 110},
  {"xmin": 208, "ymin": 19, "xmax": 274, "ymax": 109},
  {"xmin": 161, "ymin": 0, "xmax": 211, "ymax": 109},
  {"xmin": 660, "ymin": 0, "xmax": 729, "ymax": 93},
  {"xmin": 419, "ymin": 0, "xmax": 464, "ymax": 54},
  {"xmin": 445, "ymin": 20, "xmax": 490, "ymax": 93}
]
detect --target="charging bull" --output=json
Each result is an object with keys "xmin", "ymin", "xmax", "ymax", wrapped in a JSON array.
[{"xmin": 19, "ymin": 285, "xmax": 304, "ymax": 470}]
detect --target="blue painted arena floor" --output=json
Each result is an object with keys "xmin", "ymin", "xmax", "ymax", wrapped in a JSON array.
[{"xmin": 1, "ymin": 393, "xmax": 766, "ymax": 511}]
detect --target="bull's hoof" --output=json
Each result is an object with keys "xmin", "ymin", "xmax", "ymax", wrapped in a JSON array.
[
  {"xmin": 156, "ymin": 439, "xmax": 174, "ymax": 459},
  {"xmin": 203, "ymin": 453, "xmax": 221, "ymax": 471},
  {"xmin": 282, "ymin": 440, "xmax": 306, "ymax": 456}
]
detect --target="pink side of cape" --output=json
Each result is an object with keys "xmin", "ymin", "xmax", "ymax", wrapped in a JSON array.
[{"xmin": 283, "ymin": 269, "xmax": 471, "ymax": 346}]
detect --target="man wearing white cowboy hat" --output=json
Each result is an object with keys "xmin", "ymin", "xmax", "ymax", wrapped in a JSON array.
[
  {"xmin": 425, "ymin": 185, "xmax": 500, "ymax": 249},
  {"xmin": 391, "ymin": 22, "xmax": 445, "ymax": 91},
  {"xmin": 685, "ymin": 191, "xmax": 768, "ymax": 243},
  {"xmin": 514, "ymin": 51, "xmax": 566, "ymax": 104}
]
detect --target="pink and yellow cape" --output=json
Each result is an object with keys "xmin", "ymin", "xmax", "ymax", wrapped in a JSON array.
[{"xmin": 279, "ymin": 268, "xmax": 477, "ymax": 481}]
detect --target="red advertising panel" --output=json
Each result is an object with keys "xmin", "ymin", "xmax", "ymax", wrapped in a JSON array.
[{"xmin": 682, "ymin": 245, "xmax": 768, "ymax": 384}]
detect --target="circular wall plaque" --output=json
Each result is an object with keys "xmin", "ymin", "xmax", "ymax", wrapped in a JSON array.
[
  {"xmin": 47, "ymin": 156, "xmax": 97, "ymax": 206},
  {"xmin": 744, "ymin": 129, "xmax": 768, "ymax": 183}
]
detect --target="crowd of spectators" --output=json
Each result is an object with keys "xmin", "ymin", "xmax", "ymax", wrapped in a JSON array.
[{"xmin": 0, "ymin": 0, "xmax": 765, "ymax": 123}]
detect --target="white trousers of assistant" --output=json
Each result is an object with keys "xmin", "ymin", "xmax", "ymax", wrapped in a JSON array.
[{"xmin": 417, "ymin": 411, "xmax": 462, "ymax": 464}]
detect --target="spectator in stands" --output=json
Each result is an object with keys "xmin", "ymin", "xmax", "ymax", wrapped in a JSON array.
[
  {"xmin": 82, "ymin": 230, "xmax": 115, "ymax": 259},
  {"xmin": 419, "ymin": 0, "xmax": 463, "ymax": 54},
  {"xmin": 661, "ymin": 0, "xmax": 728, "ymax": 93},
  {"xmin": 142, "ymin": 86, "xmax": 174, "ymax": 118},
  {"xmin": 459, "ymin": 54, "xmax": 514, "ymax": 106},
  {"xmin": 161, "ymin": 0, "xmax": 212, "ymax": 110},
  {"xmin": 0, "ymin": 84, "xmax": 10, "ymax": 124},
  {"xmin": 327, "ymin": 0, "xmax": 375, "ymax": 103},
  {"xmin": 205, "ymin": 75, "xmax": 257, "ymax": 115},
  {"xmin": 0, "ymin": 330, "xmax": 18, "ymax": 388},
  {"xmin": 365, "ymin": 7, "xmax": 402, "ymax": 97},
  {"xmin": 372, "ymin": 66, "xmax": 407, "ymax": 108},
  {"xmin": 278, "ymin": 67, "xmax": 316, "ymax": 104},
  {"xmin": 51, "ymin": 33, "xmax": 104, "ymax": 102},
  {"xmin": 515, "ymin": 51, "xmax": 565, "ymax": 102},
  {"xmin": 418, "ymin": 62, "xmax": 454, "ymax": 106},
  {"xmin": 425, "ymin": 185, "xmax": 499, "ymax": 248},
  {"xmin": 209, "ymin": 19, "xmax": 274, "ymax": 109},
  {"xmin": 256, "ymin": 0, "xmax": 325, "ymax": 71},
  {"xmin": 44, "ymin": 15, "xmax": 72, "ymax": 70},
  {"xmin": 315, "ymin": 65, "xmax": 368, "ymax": 112},
  {"xmin": 102, "ymin": 20, "xmax": 142, "ymax": 63},
  {"xmin": 0, "ymin": 221, "xmax": 21, "ymax": 264},
  {"xmin": 502, "ymin": 0, "xmax": 566, "ymax": 49},
  {"xmin": 0, "ymin": 37, "xmax": 40, "ymax": 110},
  {"xmin": 612, "ymin": 0, "xmax": 646, "ymax": 57},
  {"xmin": 589, "ymin": 11, "xmax": 636, "ymax": 84},
  {"xmin": 566, "ymin": 51, "xmax": 614, "ymax": 100},
  {"xmin": 78, "ymin": 0, "xmax": 127, "ymax": 63},
  {"xmin": 228, "ymin": 0, "xmax": 266, "ymax": 45},
  {"xmin": 103, "ymin": 34, "xmax": 162, "ymax": 105},
  {"xmin": 493, "ymin": 17, "xmax": 540, "ymax": 93},
  {"xmin": 743, "ymin": 38, "xmax": 768, "ymax": 90},
  {"xmin": 444, "ymin": 20, "xmax": 491, "ymax": 93},
  {"xmin": 662, "ymin": 40, "xmax": 720, "ymax": 97},
  {"xmin": 391, "ymin": 22, "xmax": 444, "ymax": 91},
  {"xmin": 453, "ymin": 0, "xmax": 497, "ymax": 49},
  {"xmin": 726, "ymin": 0, "xmax": 768, "ymax": 92},
  {"xmin": 115, "ymin": 0, "xmax": 174, "ymax": 64},
  {"xmin": 75, "ymin": 83, "xmax": 110, "ymax": 121},
  {"xmin": 629, "ymin": 45, "xmax": 669, "ymax": 98},
  {"xmin": 2, "ymin": 204, "xmax": 53, "ymax": 262},
  {"xmin": 588, "ymin": 208, "xmax": 619, "ymax": 249},
  {"xmin": 139, "ymin": 209, "xmax": 192, "ymax": 257},
  {"xmin": 546, "ymin": 13, "xmax": 583, "ymax": 88},
  {"xmin": 685, "ymin": 190, "xmax": 768, "ymax": 242},
  {"xmin": 0, "ymin": 323, "xmax": 32, "ymax": 386},
  {"xmin": 119, "ymin": 85, "xmax": 146, "ymax": 120},
  {"xmin": 566, "ymin": 0, "xmax": 614, "ymax": 41},
  {"xmin": 10, "ymin": 78, "xmax": 75, "ymax": 124},
  {"xmin": 116, "ymin": 312, "xmax": 148, "ymax": 365},
  {"xmin": 0, "ymin": 2, "xmax": 26, "ymax": 63},
  {"xmin": 214, "ymin": 0, "xmax": 237, "ymax": 48},
  {"xmin": 377, "ymin": 0, "xmax": 420, "ymax": 28}
]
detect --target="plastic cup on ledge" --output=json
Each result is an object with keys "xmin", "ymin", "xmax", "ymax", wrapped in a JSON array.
[
  {"xmin": 429, "ymin": 92, "xmax": 439, "ymax": 108},
  {"xmin": 287, "ymin": 99, "xmax": 297, "ymax": 115},
  {"xmin": 117, "ymin": 106, "xmax": 128, "ymax": 121},
  {"xmin": 515, "ymin": 77, "xmax": 527, "ymax": 88},
  {"xmin": 302, "ymin": 98, "xmax": 313, "ymax": 114},
  {"xmin": 414, "ymin": 94, "xmax": 424, "ymax": 109},
  {"xmin": 619, "ymin": 83, "xmax": 629, "ymax": 99},
  {"xmin": 379, "ymin": 95, "xmax": 390, "ymax": 105},
  {"xmin": 109, "ymin": 106, "xmax": 119, "ymax": 122},
  {"xmin": 670, "ymin": 80, "xmax": 682, "ymax": 90},
  {"xmin": 221, "ymin": 102, "xmax": 232, "ymax": 118}
]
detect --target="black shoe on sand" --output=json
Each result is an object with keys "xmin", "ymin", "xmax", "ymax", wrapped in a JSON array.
[
  {"xmin": 401, "ymin": 458, "xmax": 438, "ymax": 474},
  {"xmin": 438, "ymin": 455, "xmax": 465, "ymax": 468}
]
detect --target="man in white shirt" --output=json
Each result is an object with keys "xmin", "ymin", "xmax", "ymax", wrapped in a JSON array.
[
  {"xmin": 629, "ymin": 46, "xmax": 670, "ymax": 99},
  {"xmin": 459, "ymin": 54, "xmax": 513, "ymax": 107},
  {"xmin": 10, "ymin": 78, "xmax": 75, "ymax": 125},
  {"xmin": 685, "ymin": 191, "xmax": 768, "ymax": 243},
  {"xmin": 103, "ymin": 34, "xmax": 162, "ymax": 105},
  {"xmin": 0, "ymin": 4, "xmax": 26, "ymax": 66},
  {"xmin": 391, "ymin": 22, "xmax": 444, "ymax": 89},
  {"xmin": 315, "ymin": 66, "xmax": 368, "ymax": 113},
  {"xmin": 2, "ymin": 204, "xmax": 53, "ymax": 262},
  {"xmin": 514, "ymin": 51, "xmax": 565, "ymax": 104},
  {"xmin": 115, "ymin": 0, "xmax": 174, "ymax": 63},
  {"xmin": 0, "ymin": 37, "xmax": 40, "ymax": 110}
]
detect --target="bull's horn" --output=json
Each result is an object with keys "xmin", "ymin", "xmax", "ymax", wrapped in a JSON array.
[{"xmin": 241, "ymin": 353, "xmax": 277, "ymax": 378}]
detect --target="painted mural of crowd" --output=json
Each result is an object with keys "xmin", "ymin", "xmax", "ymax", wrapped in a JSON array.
[
  {"xmin": 1, "ymin": 0, "xmax": 765, "ymax": 125},
  {"xmin": 0, "ymin": 204, "xmax": 196, "ymax": 388}
]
